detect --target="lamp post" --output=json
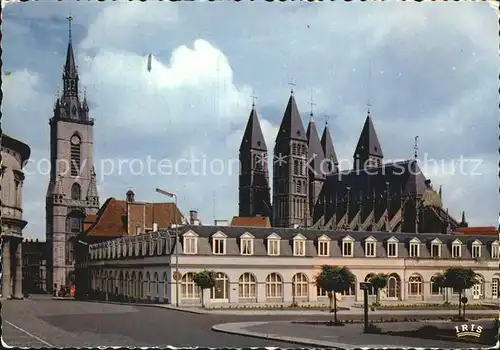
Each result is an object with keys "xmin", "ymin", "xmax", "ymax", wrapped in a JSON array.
[{"xmin": 155, "ymin": 188, "xmax": 179, "ymax": 307}]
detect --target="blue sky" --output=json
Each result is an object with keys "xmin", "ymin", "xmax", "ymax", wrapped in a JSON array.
[{"xmin": 3, "ymin": 1, "xmax": 498, "ymax": 240}]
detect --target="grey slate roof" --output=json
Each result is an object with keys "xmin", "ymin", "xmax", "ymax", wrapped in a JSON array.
[
  {"xmin": 162, "ymin": 225, "xmax": 499, "ymax": 259},
  {"xmin": 64, "ymin": 41, "xmax": 78, "ymax": 78},
  {"xmin": 321, "ymin": 124, "xmax": 338, "ymax": 165},
  {"xmin": 306, "ymin": 120, "xmax": 326, "ymax": 179},
  {"xmin": 240, "ymin": 107, "xmax": 267, "ymax": 152},
  {"xmin": 275, "ymin": 94, "xmax": 307, "ymax": 142},
  {"xmin": 353, "ymin": 113, "xmax": 384, "ymax": 159}
]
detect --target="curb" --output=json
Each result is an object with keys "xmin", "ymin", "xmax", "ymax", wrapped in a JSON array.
[
  {"xmin": 80, "ymin": 300, "xmax": 209, "ymax": 314},
  {"xmin": 211, "ymin": 322, "xmax": 399, "ymax": 348}
]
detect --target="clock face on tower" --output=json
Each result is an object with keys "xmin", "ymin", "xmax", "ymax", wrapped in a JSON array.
[{"xmin": 70, "ymin": 135, "xmax": 81, "ymax": 145}]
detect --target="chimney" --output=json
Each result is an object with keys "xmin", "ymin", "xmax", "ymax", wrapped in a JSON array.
[
  {"xmin": 189, "ymin": 210, "xmax": 199, "ymax": 225},
  {"xmin": 126, "ymin": 190, "xmax": 135, "ymax": 202}
]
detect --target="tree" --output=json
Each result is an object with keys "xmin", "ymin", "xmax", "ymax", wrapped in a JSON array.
[
  {"xmin": 432, "ymin": 273, "xmax": 449, "ymax": 303},
  {"xmin": 315, "ymin": 265, "xmax": 356, "ymax": 324},
  {"xmin": 442, "ymin": 267, "xmax": 480, "ymax": 318},
  {"xmin": 193, "ymin": 270, "xmax": 216, "ymax": 308},
  {"xmin": 369, "ymin": 273, "xmax": 389, "ymax": 304}
]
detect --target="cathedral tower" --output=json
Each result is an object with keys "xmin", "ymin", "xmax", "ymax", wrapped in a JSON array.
[
  {"xmin": 45, "ymin": 16, "xmax": 99, "ymax": 292},
  {"xmin": 272, "ymin": 92, "xmax": 309, "ymax": 228},
  {"xmin": 238, "ymin": 103, "xmax": 272, "ymax": 218},
  {"xmin": 353, "ymin": 111, "xmax": 384, "ymax": 169}
]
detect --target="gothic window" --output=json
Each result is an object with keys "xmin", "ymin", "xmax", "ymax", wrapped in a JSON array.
[
  {"xmin": 297, "ymin": 181, "xmax": 301, "ymax": 194},
  {"xmin": 72, "ymin": 105, "xmax": 77, "ymax": 116},
  {"xmin": 70, "ymin": 134, "xmax": 81, "ymax": 176},
  {"xmin": 292, "ymin": 144, "xmax": 297, "ymax": 155},
  {"xmin": 294, "ymin": 160, "xmax": 299, "ymax": 175},
  {"xmin": 71, "ymin": 183, "xmax": 81, "ymax": 200}
]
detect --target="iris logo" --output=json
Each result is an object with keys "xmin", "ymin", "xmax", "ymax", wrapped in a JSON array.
[{"xmin": 455, "ymin": 324, "xmax": 483, "ymax": 338}]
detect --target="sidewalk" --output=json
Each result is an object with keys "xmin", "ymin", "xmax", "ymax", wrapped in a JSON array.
[{"xmin": 212, "ymin": 320, "xmax": 490, "ymax": 348}]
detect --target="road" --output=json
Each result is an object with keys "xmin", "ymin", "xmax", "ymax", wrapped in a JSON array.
[{"xmin": 2, "ymin": 296, "xmax": 336, "ymax": 347}]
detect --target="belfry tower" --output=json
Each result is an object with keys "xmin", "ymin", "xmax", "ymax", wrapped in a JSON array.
[{"xmin": 45, "ymin": 15, "xmax": 99, "ymax": 292}]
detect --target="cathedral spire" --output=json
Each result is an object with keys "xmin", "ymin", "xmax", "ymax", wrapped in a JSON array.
[
  {"xmin": 306, "ymin": 118, "xmax": 325, "ymax": 180},
  {"xmin": 240, "ymin": 100, "xmax": 267, "ymax": 152},
  {"xmin": 353, "ymin": 110, "xmax": 383, "ymax": 168},
  {"xmin": 321, "ymin": 116, "xmax": 338, "ymax": 171},
  {"xmin": 275, "ymin": 93, "xmax": 307, "ymax": 143}
]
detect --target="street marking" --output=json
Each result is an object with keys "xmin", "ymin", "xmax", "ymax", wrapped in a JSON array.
[{"xmin": 4, "ymin": 321, "xmax": 54, "ymax": 347}]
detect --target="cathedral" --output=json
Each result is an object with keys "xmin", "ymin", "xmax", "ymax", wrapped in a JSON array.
[
  {"xmin": 45, "ymin": 17, "xmax": 100, "ymax": 292},
  {"xmin": 239, "ymin": 91, "xmax": 466, "ymax": 233}
]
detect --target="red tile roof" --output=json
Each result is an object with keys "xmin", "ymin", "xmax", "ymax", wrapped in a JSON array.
[
  {"xmin": 455, "ymin": 226, "xmax": 499, "ymax": 236},
  {"xmin": 83, "ymin": 197, "xmax": 183, "ymax": 237},
  {"xmin": 230, "ymin": 216, "xmax": 271, "ymax": 228}
]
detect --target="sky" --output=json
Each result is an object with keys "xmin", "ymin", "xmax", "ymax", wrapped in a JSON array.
[{"xmin": 2, "ymin": 1, "xmax": 498, "ymax": 240}]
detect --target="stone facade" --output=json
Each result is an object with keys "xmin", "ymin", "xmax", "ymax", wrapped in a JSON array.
[
  {"xmin": 83, "ymin": 225, "xmax": 500, "ymax": 307},
  {"xmin": 1, "ymin": 134, "xmax": 31, "ymax": 299},
  {"xmin": 46, "ymin": 26, "xmax": 99, "ymax": 292}
]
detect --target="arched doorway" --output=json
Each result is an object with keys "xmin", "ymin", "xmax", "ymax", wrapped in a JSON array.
[
  {"xmin": 386, "ymin": 273, "xmax": 401, "ymax": 300},
  {"xmin": 210, "ymin": 272, "xmax": 230, "ymax": 301}
]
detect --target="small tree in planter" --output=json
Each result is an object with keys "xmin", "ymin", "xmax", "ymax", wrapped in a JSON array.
[
  {"xmin": 315, "ymin": 265, "xmax": 356, "ymax": 326},
  {"xmin": 369, "ymin": 273, "xmax": 389, "ymax": 305},
  {"xmin": 193, "ymin": 270, "xmax": 216, "ymax": 308},
  {"xmin": 442, "ymin": 267, "xmax": 479, "ymax": 319}
]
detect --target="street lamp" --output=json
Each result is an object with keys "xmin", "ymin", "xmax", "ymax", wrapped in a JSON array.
[{"xmin": 155, "ymin": 188, "xmax": 180, "ymax": 307}]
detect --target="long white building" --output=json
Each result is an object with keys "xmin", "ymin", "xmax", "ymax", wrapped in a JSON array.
[{"xmin": 84, "ymin": 225, "xmax": 500, "ymax": 307}]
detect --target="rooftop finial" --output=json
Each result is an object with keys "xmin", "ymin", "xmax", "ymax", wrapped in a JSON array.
[
  {"xmin": 250, "ymin": 89, "xmax": 257, "ymax": 108},
  {"xmin": 66, "ymin": 13, "xmax": 74, "ymax": 44},
  {"xmin": 288, "ymin": 78, "xmax": 296, "ymax": 95},
  {"xmin": 308, "ymin": 88, "xmax": 316, "ymax": 120},
  {"xmin": 324, "ymin": 114, "xmax": 330, "ymax": 127},
  {"xmin": 414, "ymin": 136, "xmax": 419, "ymax": 161}
]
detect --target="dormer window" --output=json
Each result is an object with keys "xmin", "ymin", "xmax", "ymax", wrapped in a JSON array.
[
  {"xmin": 386, "ymin": 237, "xmax": 398, "ymax": 257},
  {"xmin": 240, "ymin": 232, "xmax": 254, "ymax": 255},
  {"xmin": 430, "ymin": 238, "xmax": 442, "ymax": 258},
  {"xmin": 267, "ymin": 233, "xmax": 281, "ymax": 256},
  {"xmin": 409, "ymin": 238, "xmax": 420, "ymax": 258},
  {"xmin": 364, "ymin": 236, "xmax": 377, "ymax": 257},
  {"xmin": 293, "ymin": 234, "xmax": 306, "ymax": 256},
  {"xmin": 342, "ymin": 236, "xmax": 354, "ymax": 257},
  {"xmin": 183, "ymin": 230, "xmax": 198, "ymax": 255},
  {"xmin": 212, "ymin": 231, "xmax": 227, "ymax": 255},
  {"xmin": 492, "ymin": 241, "xmax": 499, "ymax": 259},
  {"xmin": 317, "ymin": 235, "xmax": 331, "ymax": 257},
  {"xmin": 452, "ymin": 239, "xmax": 462, "ymax": 258},
  {"xmin": 471, "ymin": 240, "xmax": 482, "ymax": 259}
]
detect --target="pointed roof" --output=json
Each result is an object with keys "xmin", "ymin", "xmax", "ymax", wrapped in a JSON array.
[
  {"xmin": 53, "ymin": 175, "xmax": 64, "ymax": 196},
  {"xmin": 306, "ymin": 120, "xmax": 325, "ymax": 178},
  {"xmin": 353, "ymin": 112, "xmax": 383, "ymax": 159},
  {"xmin": 321, "ymin": 124, "xmax": 338, "ymax": 165},
  {"xmin": 240, "ymin": 107, "xmax": 267, "ymax": 152},
  {"xmin": 64, "ymin": 41, "xmax": 78, "ymax": 78},
  {"xmin": 276, "ymin": 94, "xmax": 307, "ymax": 142}
]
